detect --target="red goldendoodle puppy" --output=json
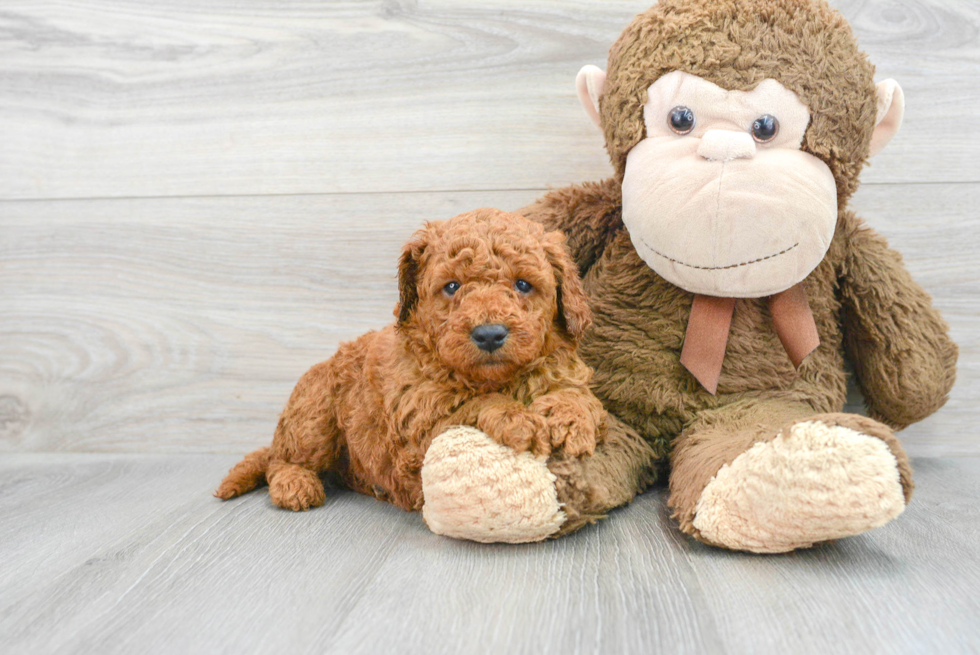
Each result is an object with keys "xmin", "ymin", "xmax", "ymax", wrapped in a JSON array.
[{"xmin": 215, "ymin": 208, "xmax": 606, "ymax": 513}]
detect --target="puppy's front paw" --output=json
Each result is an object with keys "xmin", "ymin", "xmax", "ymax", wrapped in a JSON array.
[
  {"xmin": 477, "ymin": 405, "xmax": 551, "ymax": 457},
  {"xmin": 549, "ymin": 413, "xmax": 597, "ymax": 457},
  {"xmin": 530, "ymin": 397, "xmax": 598, "ymax": 457}
]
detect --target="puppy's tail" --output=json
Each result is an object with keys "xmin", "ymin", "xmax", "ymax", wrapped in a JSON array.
[{"xmin": 215, "ymin": 447, "xmax": 272, "ymax": 500}]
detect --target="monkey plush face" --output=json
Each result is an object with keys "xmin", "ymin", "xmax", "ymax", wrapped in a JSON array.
[
  {"xmin": 620, "ymin": 71, "xmax": 837, "ymax": 297},
  {"xmin": 575, "ymin": 0, "xmax": 905, "ymax": 299}
]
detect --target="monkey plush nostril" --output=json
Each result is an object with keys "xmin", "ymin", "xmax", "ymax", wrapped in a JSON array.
[
  {"xmin": 697, "ymin": 130, "xmax": 757, "ymax": 162},
  {"xmin": 470, "ymin": 324, "xmax": 509, "ymax": 353}
]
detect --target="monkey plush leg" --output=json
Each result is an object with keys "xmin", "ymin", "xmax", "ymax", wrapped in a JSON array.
[
  {"xmin": 267, "ymin": 460, "xmax": 326, "ymax": 511},
  {"xmin": 420, "ymin": 416, "xmax": 660, "ymax": 542},
  {"xmin": 547, "ymin": 415, "xmax": 662, "ymax": 536},
  {"xmin": 669, "ymin": 401, "xmax": 913, "ymax": 553},
  {"xmin": 420, "ymin": 426, "xmax": 566, "ymax": 543}
]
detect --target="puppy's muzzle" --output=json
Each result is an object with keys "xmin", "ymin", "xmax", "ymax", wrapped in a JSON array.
[{"xmin": 471, "ymin": 324, "xmax": 509, "ymax": 353}]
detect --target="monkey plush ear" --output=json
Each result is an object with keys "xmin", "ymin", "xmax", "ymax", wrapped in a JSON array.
[
  {"xmin": 576, "ymin": 65, "xmax": 607, "ymax": 129},
  {"xmin": 543, "ymin": 233, "xmax": 592, "ymax": 342},
  {"xmin": 395, "ymin": 227, "xmax": 430, "ymax": 326},
  {"xmin": 869, "ymin": 79, "xmax": 904, "ymax": 158}
]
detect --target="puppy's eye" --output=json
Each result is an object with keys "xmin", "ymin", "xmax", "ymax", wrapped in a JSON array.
[
  {"xmin": 668, "ymin": 106, "xmax": 695, "ymax": 135},
  {"xmin": 443, "ymin": 281, "xmax": 460, "ymax": 296},
  {"xmin": 751, "ymin": 114, "xmax": 779, "ymax": 142},
  {"xmin": 514, "ymin": 279, "xmax": 533, "ymax": 294}
]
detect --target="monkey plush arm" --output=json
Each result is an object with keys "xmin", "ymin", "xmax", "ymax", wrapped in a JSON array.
[
  {"xmin": 519, "ymin": 178, "xmax": 624, "ymax": 276},
  {"xmin": 838, "ymin": 214, "xmax": 958, "ymax": 430}
]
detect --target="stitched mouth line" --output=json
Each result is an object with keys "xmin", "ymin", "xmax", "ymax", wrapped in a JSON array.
[{"xmin": 639, "ymin": 238, "xmax": 800, "ymax": 271}]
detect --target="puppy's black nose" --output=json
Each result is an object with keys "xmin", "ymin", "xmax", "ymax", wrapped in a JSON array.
[{"xmin": 471, "ymin": 324, "xmax": 509, "ymax": 353}]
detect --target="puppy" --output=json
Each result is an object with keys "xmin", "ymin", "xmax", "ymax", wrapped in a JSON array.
[{"xmin": 215, "ymin": 208, "xmax": 606, "ymax": 513}]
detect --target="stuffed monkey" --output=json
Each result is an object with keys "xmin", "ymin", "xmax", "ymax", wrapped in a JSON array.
[{"xmin": 420, "ymin": 0, "xmax": 958, "ymax": 552}]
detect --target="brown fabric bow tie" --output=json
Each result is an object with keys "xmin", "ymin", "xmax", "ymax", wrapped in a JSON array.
[{"xmin": 679, "ymin": 283, "xmax": 820, "ymax": 394}]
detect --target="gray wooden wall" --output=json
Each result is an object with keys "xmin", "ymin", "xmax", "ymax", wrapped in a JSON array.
[{"xmin": 2, "ymin": 0, "xmax": 978, "ymax": 456}]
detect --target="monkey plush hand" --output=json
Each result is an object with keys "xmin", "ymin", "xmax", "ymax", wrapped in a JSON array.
[{"xmin": 507, "ymin": 0, "xmax": 957, "ymax": 552}]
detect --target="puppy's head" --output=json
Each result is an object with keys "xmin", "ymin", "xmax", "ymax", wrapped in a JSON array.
[{"xmin": 396, "ymin": 208, "xmax": 591, "ymax": 389}]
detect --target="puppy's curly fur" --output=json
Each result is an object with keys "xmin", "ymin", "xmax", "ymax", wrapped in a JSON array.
[{"xmin": 216, "ymin": 208, "xmax": 606, "ymax": 512}]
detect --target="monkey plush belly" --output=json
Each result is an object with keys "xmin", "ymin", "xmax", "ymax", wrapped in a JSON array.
[{"xmin": 579, "ymin": 228, "xmax": 848, "ymax": 446}]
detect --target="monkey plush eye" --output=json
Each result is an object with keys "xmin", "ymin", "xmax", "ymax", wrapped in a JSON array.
[
  {"xmin": 668, "ymin": 106, "xmax": 696, "ymax": 134},
  {"xmin": 751, "ymin": 114, "xmax": 780, "ymax": 142},
  {"xmin": 667, "ymin": 106, "xmax": 694, "ymax": 135},
  {"xmin": 443, "ymin": 281, "xmax": 460, "ymax": 296},
  {"xmin": 514, "ymin": 279, "xmax": 533, "ymax": 294}
]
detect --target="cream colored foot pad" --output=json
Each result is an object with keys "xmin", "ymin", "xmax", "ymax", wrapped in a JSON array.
[
  {"xmin": 421, "ymin": 426, "xmax": 565, "ymax": 544},
  {"xmin": 693, "ymin": 420, "xmax": 906, "ymax": 553}
]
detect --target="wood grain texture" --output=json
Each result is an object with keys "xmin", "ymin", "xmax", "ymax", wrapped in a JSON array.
[
  {"xmin": 1, "ymin": 454, "xmax": 978, "ymax": 654},
  {"xmin": 0, "ymin": 189, "xmax": 541, "ymax": 453},
  {"xmin": 2, "ymin": 183, "xmax": 976, "ymax": 455},
  {"xmin": 0, "ymin": 453, "xmax": 242, "ymax": 614},
  {"xmin": 1, "ymin": 0, "xmax": 978, "ymax": 201}
]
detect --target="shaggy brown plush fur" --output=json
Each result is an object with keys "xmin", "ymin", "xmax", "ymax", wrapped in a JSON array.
[
  {"xmin": 216, "ymin": 208, "xmax": 606, "ymax": 513},
  {"xmin": 518, "ymin": 0, "xmax": 958, "ymax": 546}
]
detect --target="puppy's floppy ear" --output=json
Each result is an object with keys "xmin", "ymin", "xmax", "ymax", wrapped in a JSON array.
[
  {"xmin": 396, "ymin": 225, "xmax": 430, "ymax": 326},
  {"xmin": 543, "ymin": 231, "xmax": 592, "ymax": 342}
]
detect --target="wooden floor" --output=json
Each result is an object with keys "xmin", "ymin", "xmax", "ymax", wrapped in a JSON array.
[
  {"xmin": 2, "ymin": 1, "xmax": 979, "ymax": 653},
  {"xmin": 1, "ymin": 454, "xmax": 978, "ymax": 654}
]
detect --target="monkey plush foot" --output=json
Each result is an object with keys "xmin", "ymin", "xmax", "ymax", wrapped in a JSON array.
[
  {"xmin": 691, "ymin": 417, "xmax": 910, "ymax": 553},
  {"xmin": 421, "ymin": 426, "xmax": 566, "ymax": 543}
]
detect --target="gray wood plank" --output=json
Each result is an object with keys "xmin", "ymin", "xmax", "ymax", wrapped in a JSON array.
[
  {"xmin": 1, "ymin": 183, "xmax": 976, "ymax": 455},
  {"xmin": 321, "ymin": 492, "xmax": 728, "ymax": 655},
  {"xmin": 1, "ymin": 0, "xmax": 977, "ymax": 201},
  {"xmin": 0, "ymin": 453, "xmax": 241, "ymax": 613},
  {"xmin": 0, "ymin": 454, "xmax": 419, "ymax": 654},
  {"xmin": 1, "ymin": 454, "xmax": 978, "ymax": 654}
]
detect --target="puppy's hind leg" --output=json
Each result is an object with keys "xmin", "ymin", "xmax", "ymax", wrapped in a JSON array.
[
  {"xmin": 266, "ymin": 361, "xmax": 341, "ymax": 512},
  {"xmin": 267, "ymin": 461, "xmax": 327, "ymax": 511}
]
